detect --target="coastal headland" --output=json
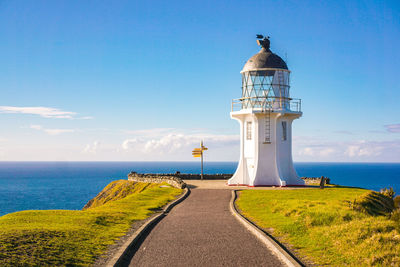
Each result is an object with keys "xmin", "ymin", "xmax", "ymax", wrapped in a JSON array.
[
  {"xmin": 0, "ymin": 179, "xmax": 183, "ymax": 266},
  {"xmin": 0, "ymin": 173, "xmax": 399, "ymax": 266}
]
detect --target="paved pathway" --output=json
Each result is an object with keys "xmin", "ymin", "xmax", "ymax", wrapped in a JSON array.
[{"xmin": 129, "ymin": 189, "xmax": 284, "ymax": 266}]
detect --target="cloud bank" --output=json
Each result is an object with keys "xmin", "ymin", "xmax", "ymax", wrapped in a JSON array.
[
  {"xmin": 293, "ymin": 136, "xmax": 400, "ymax": 162},
  {"xmin": 82, "ymin": 141, "xmax": 100, "ymax": 154},
  {"xmin": 119, "ymin": 128, "xmax": 400, "ymax": 162},
  {"xmin": 385, "ymin": 124, "xmax": 400, "ymax": 133},
  {"xmin": 122, "ymin": 133, "xmax": 238, "ymax": 154},
  {"xmin": 121, "ymin": 128, "xmax": 239, "ymax": 160},
  {"xmin": 0, "ymin": 106, "xmax": 92, "ymax": 119},
  {"xmin": 30, "ymin": 125, "xmax": 75, "ymax": 135}
]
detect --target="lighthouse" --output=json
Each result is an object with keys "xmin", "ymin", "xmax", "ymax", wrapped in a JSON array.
[{"xmin": 228, "ymin": 35, "xmax": 304, "ymax": 187}]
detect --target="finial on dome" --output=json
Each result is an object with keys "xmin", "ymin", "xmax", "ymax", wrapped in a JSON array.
[{"xmin": 256, "ymin": 34, "xmax": 270, "ymax": 50}]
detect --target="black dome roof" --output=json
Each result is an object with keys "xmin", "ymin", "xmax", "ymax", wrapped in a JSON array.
[
  {"xmin": 242, "ymin": 37, "xmax": 288, "ymax": 72},
  {"xmin": 242, "ymin": 48, "xmax": 288, "ymax": 71}
]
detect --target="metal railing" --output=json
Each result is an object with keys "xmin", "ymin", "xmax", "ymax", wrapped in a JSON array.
[{"xmin": 231, "ymin": 96, "xmax": 301, "ymax": 112}]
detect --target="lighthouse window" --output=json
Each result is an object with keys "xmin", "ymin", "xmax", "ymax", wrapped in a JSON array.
[
  {"xmin": 246, "ymin": 121, "xmax": 252, "ymax": 140},
  {"xmin": 282, "ymin": 121, "xmax": 287, "ymax": 141}
]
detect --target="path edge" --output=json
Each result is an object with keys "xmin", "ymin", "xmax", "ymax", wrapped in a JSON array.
[
  {"xmin": 106, "ymin": 187, "xmax": 190, "ymax": 267},
  {"xmin": 230, "ymin": 190, "xmax": 304, "ymax": 267}
]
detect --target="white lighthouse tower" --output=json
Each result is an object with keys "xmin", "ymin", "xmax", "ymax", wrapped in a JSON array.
[{"xmin": 228, "ymin": 36, "xmax": 304, "ymax": 187}]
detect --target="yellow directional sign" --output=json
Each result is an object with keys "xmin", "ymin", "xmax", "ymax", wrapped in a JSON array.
[
  {"xmin": 192, "ymin": 147, "xmax": 208, "ymax": 153},
  {"xmin": 192, "ymin": 141, "xmax": 208, "ymax": 180}
]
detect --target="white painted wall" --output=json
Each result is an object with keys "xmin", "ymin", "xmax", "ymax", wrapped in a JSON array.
[{"xmin": 228, "ymin": 110, "xmax": 304, "ymax": 186}]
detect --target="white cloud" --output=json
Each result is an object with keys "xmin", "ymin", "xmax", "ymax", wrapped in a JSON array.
[
  {"xmin": 345, "ymin": 145, "xmax": 359, "ymax": 157},
  {"xmin": 43, "ymin": 129, "xmax": 75, "ymax": 135},
  {"xmin": 0, "ymin": 106, "xmax": 92, "ymax": 119},
  {"xmin": 299, "ymin": 147, "xmax": 314, "ymax": 156},
  {"xmin": 82, "ymin": 141, "xmax": 100, "ymax": 154},
  {"xmin": 122, "ymin": 128, "xmax": 176, "ymax": 137},
  {"xmin": 298, "ymin": 146, "xmax": 336, "ymax": 157},
  {"xmin": 293, "ymin": 136, "xmax": 400, "ymax": 161},
  {"xmin": 77, "ymin": 116, "xmax": 94, "ymax": 120},
  {"xmin": 30, "ymin": 125, "xmax": 43, "ymax": 130},
  {"xmin": 30, "ymin": 124, "xmax": 75, "ymax": 135},
  {"xmin": 319, "ymin": 148, "xmax": 335, "ymax": 156},
  {"xmin": 142, "ymin": 134, "xmax": 193, "ymax": 154},
  {"xmin": 385, "ymin": 124, "xmax": 400, "ymax": 133},
  {"xmin": 0, "ymin": 138, "xmax": 6, "ymax": 159},
  {"xmin": 344, "ymin": 141, "xmax": 384, "ymax": 157},
  {"xmin": 121, "ymin": 128, "xmax": 239, "ymax": 157},
  {"xmin": 122, "ymin": 138, "xmax": 138, "ymax": 150}
]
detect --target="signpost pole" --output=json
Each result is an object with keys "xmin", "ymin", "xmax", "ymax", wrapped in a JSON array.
[
  {"xmin": 201, "ymin": 151, "xmax": 204, "ymax": 180},
  {"xmin": 200, "ymin": 140, "xmax": 204, "ymax": 180}
]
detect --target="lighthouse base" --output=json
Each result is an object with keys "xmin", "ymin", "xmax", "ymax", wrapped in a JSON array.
[
  {"xmin": 227, "ymin": 110, "xmax": 304, "ymax": 187},
  {"xmin": 227, "ymin": 156, "xmax": 304, "ymax": 187},
  {"xmin": 227, "ymin": 164, "xmax": 304, "ymax": 187}
]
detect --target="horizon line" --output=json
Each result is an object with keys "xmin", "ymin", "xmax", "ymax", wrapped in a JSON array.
[{"xmin": 0, "ymin": 160, "xmax": 399, "ymax": 164}]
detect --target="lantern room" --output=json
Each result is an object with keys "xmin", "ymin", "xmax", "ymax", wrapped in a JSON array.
[{"xmin": 236, "ymin": 36, "xmax": 299, "ymax": 112}]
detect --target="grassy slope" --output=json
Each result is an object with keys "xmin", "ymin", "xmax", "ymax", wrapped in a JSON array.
[
  {"xmin": 0, "ymin": 180, "xmax": 182, "ymax": 266},
  {"xmin": 236, "ymin": 188, "xmax": 400, "ymax": 266}
]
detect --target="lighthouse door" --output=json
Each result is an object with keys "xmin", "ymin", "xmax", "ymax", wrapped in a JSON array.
[{"xmin": 244, "ymin": 120, "xmax": 255, "ymax": 182}]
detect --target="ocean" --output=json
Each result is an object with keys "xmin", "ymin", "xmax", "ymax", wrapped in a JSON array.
[{"xmin": 0, "ymin": 161, "xmax": 399, "ymax": 216}]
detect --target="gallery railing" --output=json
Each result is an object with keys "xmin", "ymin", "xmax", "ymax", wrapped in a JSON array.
[{"xmin": 231, "ymin": 96, "xmax": 301, "ymax": 112}]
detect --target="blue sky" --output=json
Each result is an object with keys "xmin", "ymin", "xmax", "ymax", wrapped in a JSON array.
[{"xmin": 0, "ymin": 0, "xmax": 399, "ymax": 162}]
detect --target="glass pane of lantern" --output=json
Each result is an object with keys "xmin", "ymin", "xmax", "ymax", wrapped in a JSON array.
[{"xmin": 241, "ymin": 69, "xmax": 290, "ymax": 110}]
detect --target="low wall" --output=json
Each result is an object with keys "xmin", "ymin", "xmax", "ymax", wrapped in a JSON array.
[
  {"xmin": 172, "ymin": 173, "xmax": 232, "ymax": 180},
  {"xmin": 301, "ymin": 176, "xmax": 331, "ymax": 185},
  {"xmin": 128, "ymin": 172, "xmax": 186, "ymax": 189},
  {"xmin": 129, "ymin": 172, "xmax": 232, "ymax": 180}
]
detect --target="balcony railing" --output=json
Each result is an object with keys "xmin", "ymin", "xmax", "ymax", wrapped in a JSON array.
[{"xmin": 231, "ymin": 96, "xmax": 301, "ymax": 112}]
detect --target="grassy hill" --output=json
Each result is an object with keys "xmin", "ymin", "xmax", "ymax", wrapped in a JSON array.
[
  {"xmin": 236, "ymin": 187, "xmax": 400, "ymax": 266},
  {"xmin": 0, "ymin": 180, "xmax": 182, "ymax": 266}
]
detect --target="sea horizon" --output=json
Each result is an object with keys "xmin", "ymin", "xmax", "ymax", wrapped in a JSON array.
[{"xmin": 1, "ymin": 160, "xmax": 399, "ymax": 163}]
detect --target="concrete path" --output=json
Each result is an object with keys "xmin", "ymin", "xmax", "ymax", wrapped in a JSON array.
[{"xmin": 128, "ymin": 189, "xmax": 284, "ymax": 266}]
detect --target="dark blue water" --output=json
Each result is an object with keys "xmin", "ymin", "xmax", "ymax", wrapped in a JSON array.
[
  {"xmin": 295, "ymin": 162, "xmax": 400, "ymax": 193},
  {"xmin": 0, "ymin": 161, "xmax": 399, "ymax": 216}
]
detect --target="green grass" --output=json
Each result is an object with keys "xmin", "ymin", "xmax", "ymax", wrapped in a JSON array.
[
  {"xmin": 236, "ymin": 188, "xmax": 400, "ymax": 266},
  {"xmin": 0, "ymin": 180, "xmax": 182, "ymax": 266}
]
